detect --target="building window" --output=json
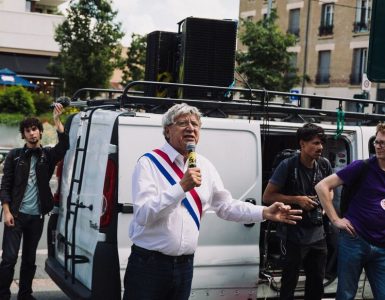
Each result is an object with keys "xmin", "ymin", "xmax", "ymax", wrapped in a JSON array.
[
  {"xmin": 287, "ymin": 53, "xmax": 298, "ymax": 79},
  {"xmin": 319, "ymin": 3, "xmax": 334, "ymax": 36},
  {"xmin": 288, "ymin": 9, "xmax": 300, "ymax": 37},
  {"xmin": 316, "ymin": 51, "xmax": 331, "ymax": 84},
  {"xmin": 353, "ymin": 0, "xmax": 371, "ymax": 32},
  {"xmin": 263, "ymin": 13, "xmax": 268, "ymax": 20},
  {"xmin": 350, "ymin": 48, "xmax": 367, "ymax": 85}
]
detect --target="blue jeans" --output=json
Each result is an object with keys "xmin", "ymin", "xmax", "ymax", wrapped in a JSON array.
[
  {"xmin": 337, "ymin": 230, "xmax": 385, "ymax": 300},
  {"xmin": 123, "ymin": 245, "xmax": 194, "ymax": 300}
]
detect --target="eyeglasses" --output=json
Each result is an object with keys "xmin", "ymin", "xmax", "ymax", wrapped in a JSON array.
[
  {"xmin": 373, "ymin": 140, "xmax": 385, "ymax": 148},
  {"xmin": 174, "ymin": 120, "xmax": 200, "ymax": 129}
]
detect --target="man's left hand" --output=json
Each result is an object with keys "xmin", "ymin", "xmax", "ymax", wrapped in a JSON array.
[
  {"xmin": 53, "ymin": 103, "xmax": 65, "ymax": 133},
  {"xmin": 263, "ymin": 202, "xmax": 302, "ymax": 224},
  {"xmin": 53, "ymin": 103, "xmax": 64, "ymax": 120}
]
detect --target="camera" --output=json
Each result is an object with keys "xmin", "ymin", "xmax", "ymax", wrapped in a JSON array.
[{"xmin": 307, "ymin": 195, "xmax": 323, "ymax": 226}]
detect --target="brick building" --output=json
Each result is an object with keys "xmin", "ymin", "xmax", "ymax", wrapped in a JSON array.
[{"xmin": 238, "ymin": 0, "xmax": 384, "ymax": 111}]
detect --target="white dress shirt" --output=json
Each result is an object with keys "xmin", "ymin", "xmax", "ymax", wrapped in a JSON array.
[{"xmin": 129, "ymin": 142, "xmax": 264, "ymax": 256}]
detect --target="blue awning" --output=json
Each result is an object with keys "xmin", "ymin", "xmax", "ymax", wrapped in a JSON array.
[{"xmin": 0, "ymin": 68, "xmax": 36, "ymax": 88}]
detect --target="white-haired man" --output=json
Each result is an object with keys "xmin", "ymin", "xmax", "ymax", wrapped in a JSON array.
[{"xmin": 123, "ymin": 103, "xmax": 302, "ymax": 300}]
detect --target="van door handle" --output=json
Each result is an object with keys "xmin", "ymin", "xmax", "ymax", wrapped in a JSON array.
[
  {"xmin": 244, "ymin": 198, "xmax": 256, "ymax": 227},
  {"xmin": 118, "ymin": 203, "xmax": 133, "ymax": 214}
]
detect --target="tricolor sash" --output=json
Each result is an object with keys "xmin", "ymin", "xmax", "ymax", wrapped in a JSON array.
[{"xmin": 143, "ymin": 149, "xmax": 202, "ymax": 230}]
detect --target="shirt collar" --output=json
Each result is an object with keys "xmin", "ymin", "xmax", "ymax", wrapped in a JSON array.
[{"xmin": 161, "ymin": 142, "xmax": 184, "ymax": 164}]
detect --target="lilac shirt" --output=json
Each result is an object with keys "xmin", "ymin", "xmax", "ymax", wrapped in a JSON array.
[{"xmin": 337, "ymin": 156, "xmax": 385, "ymax": 248}]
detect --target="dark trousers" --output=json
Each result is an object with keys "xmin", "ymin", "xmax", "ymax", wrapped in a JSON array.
[
  {"xmin": 280, "ymin": 238, "xmax": 327, "ymax": 300},
  {"xmin": 123, "ymin": 245, "xmax": 194, "ymax": 300},
  {"xmin": 0, "ymin": 213, "xmax": 44, "ymax": 300}
]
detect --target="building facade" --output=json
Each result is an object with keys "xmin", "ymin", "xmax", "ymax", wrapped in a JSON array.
[
  {"xmin": 239, "ymin": 0, "xmax": 383, "ymax": 111},
  {"xmin": 0, "ymin": 0, "xmax": 66, "ymax": 96}
]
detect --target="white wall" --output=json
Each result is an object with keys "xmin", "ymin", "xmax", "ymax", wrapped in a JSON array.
[
  {"xmin": 0, "ymin": 9, "xmax": 64, "ymax": 53},
  {"xmin": 0, "ymin": 0, "xmax": 26, "ymax": 12}
]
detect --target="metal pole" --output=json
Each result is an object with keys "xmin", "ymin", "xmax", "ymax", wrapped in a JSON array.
[
  {"xmin": 301, "ymin": 0, "xmax": 312, "ymax": 98},
  {"xmin": 267, "ymin": 0, "xmax": 273, "ymax": 18}
]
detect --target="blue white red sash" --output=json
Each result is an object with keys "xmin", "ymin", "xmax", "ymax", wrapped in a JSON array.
[{"xmin": 143, "ymin": 149, "xmax": 202, "ymax": 230}]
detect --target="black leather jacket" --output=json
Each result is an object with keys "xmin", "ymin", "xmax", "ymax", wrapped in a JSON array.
[{"xmin": 0, "ymin": 131, "xmax": 69, "ymax": 216}]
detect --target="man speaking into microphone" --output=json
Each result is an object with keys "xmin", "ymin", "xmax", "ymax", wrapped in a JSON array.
[{"xmin": 123, "ymin": 103, "xmax": 302, "ymax": 300}]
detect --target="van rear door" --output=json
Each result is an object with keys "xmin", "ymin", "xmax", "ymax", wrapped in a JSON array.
[{"xmin": 46, "ymin": 110, "xmax": 121, "ymax": 299}]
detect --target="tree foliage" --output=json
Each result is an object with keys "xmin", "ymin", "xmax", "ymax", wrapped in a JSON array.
[
  {"xmin": 51, "ymin": 0, "xmax": 124, "ymax": 96},
  {"xmin": 121, "ymin": 33, "xmax": 147, "ymax": 87},
  {"xmin": 0, "ymin": 86, "xmax": 36, "ymax": 115},
  {"xmin": 236, "ymin": 13, "xmax": 301, "ymax": 92},
  {"xmin": 32, "ymin": 93, "xmax": 54, "ymax": 114}
]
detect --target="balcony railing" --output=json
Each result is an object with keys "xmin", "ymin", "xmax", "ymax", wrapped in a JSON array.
[
  {"xmin": 315, "ymin": 73, "xmax": 330, "ymax": 84},
  {"xmin": 353, "ymin": 21, "xmax": 370, "ymax": 33},
  {"xmin": 319, "ymin": 25, "xmax": 333, "ymax": 36},
  {"xmin": 0, "ymin": 10, "xmax": 63, "ymax": 53}
]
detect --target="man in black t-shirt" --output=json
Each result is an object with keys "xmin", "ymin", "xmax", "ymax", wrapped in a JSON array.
[{"xmin": 263, "ymin": 123, "xmax": 333, "ymax": 300}]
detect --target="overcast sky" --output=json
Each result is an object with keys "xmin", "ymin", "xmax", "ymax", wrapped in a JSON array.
[{"xmin": 59, "ymin": 0, "xmax": 240, "ymax": 46}]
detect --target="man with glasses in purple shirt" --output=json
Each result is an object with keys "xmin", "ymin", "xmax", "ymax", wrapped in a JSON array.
[{"xmin": 315, "ymin": 123, "xmax": 385, "ymax": 300}]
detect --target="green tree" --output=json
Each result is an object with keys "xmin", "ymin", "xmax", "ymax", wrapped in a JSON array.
[
  {"xmin": 51, "ymin": 0, "xmax": 124, "ymax": 96},
  {"xmin": 121, "ymin": 33, "xmax": 147, "ymax": 87},
  {"xmin": 0, "ymin": 86, "xmax": 36, "ymax": 115},
  {"xmin": 32, "ymin": 93, "xmax": 54, "ymax": 114},
  {"xmin": 236, "ymin": 13, "xmax": 301, "ymax": 92}
]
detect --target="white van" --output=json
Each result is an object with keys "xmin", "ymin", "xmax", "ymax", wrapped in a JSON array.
[{"xmin": 45, "ymin": 85, "xmax": 378, "ymax": 299}]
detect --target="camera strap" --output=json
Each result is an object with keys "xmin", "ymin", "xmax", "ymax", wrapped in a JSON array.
[{"xmin": 311, "ymin": 160, "xmax": 319, "ymax": 191}]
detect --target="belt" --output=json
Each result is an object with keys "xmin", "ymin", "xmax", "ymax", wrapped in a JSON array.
[{"xmin": 132, "ymin": 244, "xmax": 194, "ymax": 263}]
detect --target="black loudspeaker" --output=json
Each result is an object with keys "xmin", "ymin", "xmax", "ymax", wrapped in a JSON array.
[
  {"xmin": 144, "ymin": 31, "xmax": 178, "ymax": 97},
  {"xmin": 177, "ymin": 17, "xmax": 237, "ymax": 100}
]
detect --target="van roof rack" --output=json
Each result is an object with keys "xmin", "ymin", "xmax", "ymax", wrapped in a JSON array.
[{"xmin": 65, "ymin": 81, "xmax": 385, "ymax": 124}]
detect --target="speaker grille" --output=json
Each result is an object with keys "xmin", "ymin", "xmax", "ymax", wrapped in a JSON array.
[
  {"xmin": 144, "ymin": 31, "xmax": 178, "ymax": 97},
  {"xmin": 177, "ymin": 18, "xmax": 237, "ymax": 100}
]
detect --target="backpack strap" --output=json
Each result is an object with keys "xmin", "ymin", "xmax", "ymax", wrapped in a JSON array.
[{"xmin": 283, "ymin": 154, "xmax": 300, "ymax": 194}]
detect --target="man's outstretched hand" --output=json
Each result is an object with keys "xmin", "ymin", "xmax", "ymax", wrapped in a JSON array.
[{"xmin": 263, "ymin": 202, "xmax": 302, "ymax": 224}]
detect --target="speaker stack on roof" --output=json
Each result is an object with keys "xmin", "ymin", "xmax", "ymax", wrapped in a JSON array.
[
  {"xmin": 144, "ymin": 31, "xmax": 178, "ymax": 98},
  {"xmin": 144, "ymin": 17, "xmax": 237, "ymax": 101}
]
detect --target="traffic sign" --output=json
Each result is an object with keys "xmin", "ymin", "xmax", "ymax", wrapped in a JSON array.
[
  {"xmin": 361, "ymin": 73, "xmax": 371, "ymax": 91},
  {"xmin": 289, "ymin": 89, "xmax": 300, "ymax": 101}
]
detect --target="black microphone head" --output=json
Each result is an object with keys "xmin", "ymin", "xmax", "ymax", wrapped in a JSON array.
[
  {"xmin": 50, "ymin": 96, "xmax": 70, "ymax": 108},
  {"xmin": 186, "ymin": 142, "xmax": 196, "ymax": 152}
]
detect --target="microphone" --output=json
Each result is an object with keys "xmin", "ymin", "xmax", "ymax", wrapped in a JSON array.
[
  {"xmin": 186, "ymin": 142, "xmax": 196, "ymax": 168},
  {"xmin": 50, "ymin": 96, "xmax": 71, "ymax": 108}
]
